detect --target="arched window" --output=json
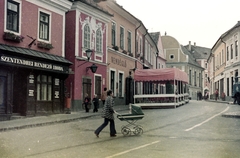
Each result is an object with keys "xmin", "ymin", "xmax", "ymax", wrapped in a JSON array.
[
  {"xmin": 96, "ymin": 28, "xmax": 102, "ymax": 53},
  {"xmin": 84, "ymin": 24, "xmax": 90, "ymax": 49}
]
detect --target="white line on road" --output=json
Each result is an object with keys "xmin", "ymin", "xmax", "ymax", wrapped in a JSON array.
[
  {"xmin": 185, "ymin": 106, "xmax": 229, "ymax": 132},
  {"xmin": 105, "ymin": 141, "xmax": 160, "ymax": 158}
]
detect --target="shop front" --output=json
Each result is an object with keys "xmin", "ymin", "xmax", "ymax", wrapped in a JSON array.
[{"xmin": 0, "ymin": 44, "xmax": 72, "ymax": 121}]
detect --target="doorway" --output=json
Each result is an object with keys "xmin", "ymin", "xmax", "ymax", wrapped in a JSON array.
[{"xmin": 0, "ymin": 76, "xmax": 6, "ymax": 114}]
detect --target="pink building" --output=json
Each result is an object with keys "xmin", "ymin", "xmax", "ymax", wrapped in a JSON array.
[
  {"xmin": 0, "ymin": 0, "xmax": 72, "ymax": 120},
  {"xmin": 65, "ymin": 1, "xmax": 112, "ymax": 111}
]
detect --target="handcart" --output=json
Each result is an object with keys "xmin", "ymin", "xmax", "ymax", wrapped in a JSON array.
[{"xmin": 116, "ymin": 104, "xmax": 144, "ymax": 136}]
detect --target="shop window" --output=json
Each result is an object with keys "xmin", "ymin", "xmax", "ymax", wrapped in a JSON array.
[
  {"xmin": 37, "ymin": 75, "xmax": 52, "ymax": 101},
  {"xmin": 39, "ymin": 12, "xmax": 50, "ymax": 40},
  {"xmin": 96, "ymin": 28, "xmax": 102, "ymax": 53},
  {"xmin": 84, "ymin": 24, "xmax": 90, "ymax": 49},
  {"xmin": 7, "ymin": 0, "xmax": 19, "ymax": 32}
]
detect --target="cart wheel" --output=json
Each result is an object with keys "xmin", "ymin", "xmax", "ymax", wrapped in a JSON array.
[
  {"xmin": 133, "ymin": 127, "xmax": 143, "ymax": 135},
  {"xmin": 121, "ymin": 127, "xmax": 131, "ymax": 136}
]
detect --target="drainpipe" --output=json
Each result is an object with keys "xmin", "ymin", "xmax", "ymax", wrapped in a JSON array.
[{"xmin": 135, "ymin": 22, "xmax": 142, "ymax": 69}]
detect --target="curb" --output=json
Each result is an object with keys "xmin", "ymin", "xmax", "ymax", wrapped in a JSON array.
[{"xmin": 0, "ymin": 107, "xmax": 129, "ymax": 132}]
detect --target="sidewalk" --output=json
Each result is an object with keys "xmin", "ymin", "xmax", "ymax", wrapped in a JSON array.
[
  {"xmin": 207, "ymin": 98, "xmax": 240, "ymax": 118},
  {"xmin": 0, "ymin": 105, "xmax": 130, "ymax": 132}
]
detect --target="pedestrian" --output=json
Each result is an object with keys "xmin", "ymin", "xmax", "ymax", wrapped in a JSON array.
[
  {"xmin": 92, "ymin": 94, "xmax": 99, "ymax": 113},
  {"xmin": 83, "ymin": 93, "xmax": 90, "ymax": 112},
  {"xmin": 101, "ymin": 87, "xmax": 107, "ymax": 106},
  {"xmin": 215, "ymin": 89, "xmax": 219, "ymax": 101},
  {"xmin": 199, "ymin": 92, "xmax": 202, "ymax": 100},
  {"xmin": 94, "ymin": 90, "xmax": 117, "ymax": 138},
  {"xmin": 221, "ymin": 92, "xmax": 226, "ymax": 101}
]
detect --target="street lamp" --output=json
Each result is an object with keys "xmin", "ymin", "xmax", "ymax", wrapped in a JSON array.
[
  {"xmin": 77, "ymin": 49, "xmax": 98, "ymax": 73},
  {"xmin": 85, "ymin": 49, "xmax": 93, "ymax": 61},
  {"xmin": 86, "ymin": 64, "xmax": 98, "ymax": 73}
]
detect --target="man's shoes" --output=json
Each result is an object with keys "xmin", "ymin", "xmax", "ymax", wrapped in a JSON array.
[
  {"xmin": 94, "ymin": 132, "xmax": 99, "ymax": 138},
  {"xmin": 110, "ymin": 134, "xmax": 117, "ymax": 137}
]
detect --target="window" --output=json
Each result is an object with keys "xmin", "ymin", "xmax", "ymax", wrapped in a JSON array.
[
  {"xmin": 189, "ymin": 70, "xmax": 192, "ymax": 85},
  {"xmin": 7, "ymin": 0, "xmax": 19, "ymax": 32},
  {"xmin": 96, "ymin": 29, "xmax": 102, "ymax": 53},
  {"xmin": 227, "ymin": 46, "xmax": 229, "ymax": 61},
  {"xmin": 127, "ymin": 31, "xmax": 131, "ymax": 53},
  {"xmin": 119, "ymin": 72, "xmax": 123, "ymax": 97},
  {"xmin": 111, "ymin": 22, "xmax": 116, "ymax": 46},
  {"xmin": 194, "ymin": 71, "xmax": 196, "ymax": 86},
  {"xmin": 139, "ymin": 38, "xmax": 142, "ymax": 54},
  {"xmin": 37, "ymin": 75, "xmax": 52, "ymax": 101},
  {"xmin": 231, "ymin": 44, "xmax": 233, "ymax": 59},
  {"xmin": 110, "ymin": 70, "xmax": 115, "ymax": 94},
  {"xmin": 39, "ymin": 12, "xmax": 49, "ymax": 40},
  {"xmin": 84, "ymin": 24, "xmax": 90, "ymax": 49},
  {"xmin": 170, "ymin": 54, "xmax": 174, "ymax": 59},
  {"xmin": 235, "ymin": 40, "xmax": 238, "ymax": 57},
  {"xmin": 205, "ymin": 63, "xmax": 207, "ymax": 69},
  {"xmin": 120, "ymin": 27, "xmax": 124, "ymax": 49}
]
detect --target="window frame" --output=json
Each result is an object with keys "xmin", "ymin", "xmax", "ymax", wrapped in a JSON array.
[
  {"xmin": 39, "ymin": 11, "xmax": 50, "ymax": 41},
  {"xmin": 96, "ymin": 28, "xmax": 102, "ymax": 53},
  {"xmin": 111, "ymin": 22, "xmax": 116, "ymax": 46},
  {"xmin": 6, "ymin": 0, "xmax": 20, "ymax": 32},
  {"xmin": 120, "ymin": 26, "xmax": 124, "ymax": 50},
  {"xmin": 37, "ymin": 74, "xmax": 53, "ymax": 101},
  {"xmin": 84, "ymin": 24, "xmax": 91, "ymax": 49},
  {"xmin": 127, "ymin": 31, "xmax": 131, "ymax": 53}
]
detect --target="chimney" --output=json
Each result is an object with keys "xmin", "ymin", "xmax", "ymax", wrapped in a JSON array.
[
  {"xmin": 188, "ymin": 41, "xmax": 191, "ymax": 51},
  {"xmin": 194, "ymin": 42, "xmax": 196, "ymax": 47}
]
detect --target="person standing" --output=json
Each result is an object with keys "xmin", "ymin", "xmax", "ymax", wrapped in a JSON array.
[
  {"xmin": 92, "ymin": 94, "xmax": 99, "ymax": 113},
  {"xmin": 94, "ymin": 90, "xmax": 117, "ymax": 137},
  {"xmin": 84, "ymin": 93, "xmax": 90, "ymax": 112},
  {"xmin": 101, "ymin": 87, "xmax": 107, "ymax": 105},
  {"xmin": 215, "ymin": 89, "xmax": 219, "ymax": 101}
]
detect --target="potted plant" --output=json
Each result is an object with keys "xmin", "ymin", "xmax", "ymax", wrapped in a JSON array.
[
  {"xmin": 37, "ymin": 41, "xmax": 54, "ymax": 50},
  {"xmin": 3, "ymin": 32, "xmax": 24, "ymax": 43},
  {"xmin": 122, "ymin": 50, "xmax": 127, "ymax": 54},
  {"xmin": 112, "ymin": 45, "xmax": 119, "ymax": 51},
  {"xmin": 129, "ymin": 53, "xmax": 133, "ymax": 57},
  {"xmin": 140, "ymin": 56, "xmax": 144, "ymax": 60}
]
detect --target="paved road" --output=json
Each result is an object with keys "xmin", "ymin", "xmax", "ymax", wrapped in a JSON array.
[{"xmin": 0, "ymin": 100, "xmax": 240, "ymax": 158}]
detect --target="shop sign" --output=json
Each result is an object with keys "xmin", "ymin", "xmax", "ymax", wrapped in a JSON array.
[
  {"xmin": 111, "ymin": 56, "xmax": 127, "ymax": 67},
  {"xmin": 0, "ymin": 55, "xmax": 68, "ymax": 73}
]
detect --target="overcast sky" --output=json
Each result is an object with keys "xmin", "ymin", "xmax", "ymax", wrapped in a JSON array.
[{"xmin": 116, "ymin": 0, "xmax": 240, "ymax": 48}]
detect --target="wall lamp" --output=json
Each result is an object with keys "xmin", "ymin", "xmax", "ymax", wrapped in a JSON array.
[
  {"xmin": 85, "ymin": 49, "xmax": 93, "ymax": 61},
  {"xmin": 77, "ymin": 49, "xmax": 98, "ymax": 73},
  {"xmin": 86, "ymin": 64, "xmax": 98, "ymax": 73}
]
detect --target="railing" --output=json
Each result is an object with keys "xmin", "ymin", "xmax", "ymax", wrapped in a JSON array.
[{"xmin": 134, "ymin": 93, "xmax": 189, "ymax": 108}]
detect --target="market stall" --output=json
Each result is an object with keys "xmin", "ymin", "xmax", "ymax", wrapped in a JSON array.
[{"xmin": 134, "ymin": 68, "xmax": 189, "ymax": 108}]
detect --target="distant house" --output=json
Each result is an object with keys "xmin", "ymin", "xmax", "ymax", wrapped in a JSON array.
[{"xmin": 161, "ymin": 35, "xmax": 205, "ymax": 100}]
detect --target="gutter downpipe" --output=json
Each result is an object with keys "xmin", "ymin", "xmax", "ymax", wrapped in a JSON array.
[{"xmin": 135, "ymin": 22, "xmax": 142, "ymax": 70}]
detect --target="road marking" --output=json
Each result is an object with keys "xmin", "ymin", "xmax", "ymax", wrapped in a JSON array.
[
  {"xmin": 185, "ymin": 106, "xmax": 229, "ymax": 132},
  {"xmin": 105, "ymin": 141, "xmax": 159, "ymax": 158}
]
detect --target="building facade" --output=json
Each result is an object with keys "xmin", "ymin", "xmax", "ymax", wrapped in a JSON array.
[
  {"xmin": 0, "ymin": 0, "xmax": 72, "ymax": 120},
  {"xmin": 65, "ymin": 0, "xmax": 112, "ymax": 111},
  {"xmin": 211, "ymin": 21, "xmax": 240, "ymax": 100},
  {"xmin": 161, "ymin": 35, "xmax": 204, "ymax": 100}
]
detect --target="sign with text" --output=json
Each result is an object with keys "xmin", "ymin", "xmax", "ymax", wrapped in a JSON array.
[{"xmin": 0, "ymin": 55, "xmax": 69, "ymax": 74}]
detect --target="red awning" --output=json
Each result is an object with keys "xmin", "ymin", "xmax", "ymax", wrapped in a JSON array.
[{"xmin": 134, "ymin": 68, "xmax": 188, "ymax": 83}]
